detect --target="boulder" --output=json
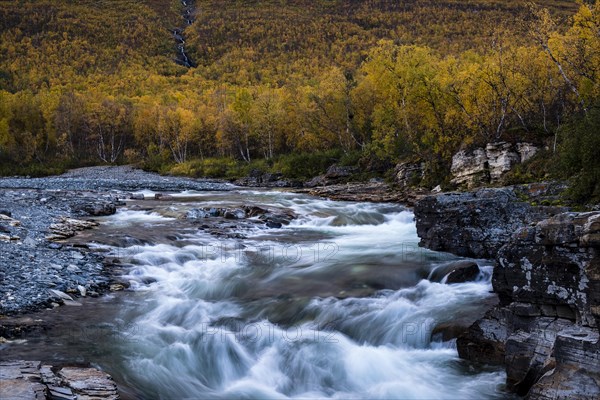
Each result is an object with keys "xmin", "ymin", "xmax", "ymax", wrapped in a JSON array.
[
  {"xmin": 450, "ymin": 148, "xmax": 489, "ymax": 188},
  {"xmin": 394, "ymin": 162, "xmax": 424, "ymax": 188},
  {"xmin": 224, "ymin": 208, "xmax": 246, "ymax": 219},
  {"xmin": 445, "ymin": 261, "xmax": 481, "ymax": 284},
  {"xmin": 304, "ymin": 164, "xmax": 358, "ymax": 188},
  {"xmin": 186, "ymin": 209, "xmax": 210, "ymax": 219},
  {"xmin": 46, "ymin": 217, "xmax": 99, "ymax": 241},
  {"xmin": 429, "ymin": 260, "xmax": 480, "ymax": 283},
  {"xmin": 325, "ymin": 164, "xmax": 358, "ymax": 179},
  {"xmin": 72, "ymin": 202, "xmax": 116, "ymax": 216},
  {"xmin": 450, "ymin": 142, "xmax": 538, "ymax": 188}
]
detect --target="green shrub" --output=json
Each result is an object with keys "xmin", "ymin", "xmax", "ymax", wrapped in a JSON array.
[
  {"xmin": 272, "ymin": 150, "xmax": 342, "ymax": 179},
  {"xmin": 558, "ymin": 107, "xmax": 600, "ymax": 205}
]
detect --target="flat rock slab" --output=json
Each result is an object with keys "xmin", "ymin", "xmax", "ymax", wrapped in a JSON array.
[{"xmin": 0, "ymin": 360, "xmax": 118, "ymax": 400}]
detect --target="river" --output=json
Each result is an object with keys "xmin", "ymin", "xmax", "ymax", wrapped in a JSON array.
[{"xmin": 2, "ymin": 189, "xmax": 510, "ymax": 399}]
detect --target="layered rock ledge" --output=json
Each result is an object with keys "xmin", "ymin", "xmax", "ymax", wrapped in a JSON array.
[
  {"xmin": 0, "ymin": 360, "xmax": 119, "ymax": 400},
  {"xmin": 414, "ymin": 183, "xmax": 567, "ymax": 259},
  {"xmin": 414, "ymin": 185, "xmax": 600, "ymax": 399}
]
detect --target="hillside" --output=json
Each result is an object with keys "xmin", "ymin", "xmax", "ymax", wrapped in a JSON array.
[
  {"xmin": 1, "ymin": 0, "xmax": 598, "ymax": 202},
  {"xmin": 187, "ymin": 0, "xmax": 578, "ymax": 85}
]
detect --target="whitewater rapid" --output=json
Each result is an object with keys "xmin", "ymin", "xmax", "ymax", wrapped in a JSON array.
[{"xmin": 96, "ymin": 191, "xmax": 507, "ymax": 399}]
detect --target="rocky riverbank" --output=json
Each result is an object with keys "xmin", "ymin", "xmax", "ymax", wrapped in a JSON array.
[
  {"xmin": 0, "ymin": 166, "xmax": 237, "ymax": 399},
  {"xmin": 0, "ymin": 166, "xmax": 233, "ymax": 316},
  {"xmin": 0, "ymin": 189, "xmax": 122, "ymax": 315},
  {"xmin": 413, "ymin": 184, "xmax": 600, "ymax": 399}
]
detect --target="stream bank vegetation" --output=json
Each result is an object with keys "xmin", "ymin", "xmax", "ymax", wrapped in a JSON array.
[{"xmin": 0, "ymin": 0, "xmax": 599, "ymax": 202}]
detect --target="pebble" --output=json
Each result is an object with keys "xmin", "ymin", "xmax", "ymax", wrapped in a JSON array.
[{"xmin": 0, "ymin": 166, "xmax": 233, "ymax": 315}]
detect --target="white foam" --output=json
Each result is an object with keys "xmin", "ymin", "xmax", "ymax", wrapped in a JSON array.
[
  {"xmin": 104, "ymin": 209, "xmax": 175, "ymax": 226},
  {"xmin": 106, "ymin": 191, "xmax": 505, "ymax": 399}
]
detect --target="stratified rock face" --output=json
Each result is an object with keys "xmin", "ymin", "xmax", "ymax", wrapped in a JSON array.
[
  {"xmin": 414, "ymin": 186, "xmax": 565, "ymax": 259},
  {"xmin": 527, "ymin": 328, "xmax": 600, "ymax": 400},
  {"xmin": 457, "ymin": 212, "xmax": 600, "ymax": 399},
  {"xmin": 495, "ymin": 212, "xmax": 600, "ymax": 328},
  {"xmin": 451, "ymin": 142, "xmax": 538, "ymax": 188},
  {"xmin": 0, "ymin": 360, "xmax": 119, "ymax": 399},
  {"xmin": 394, "ymin": 162, "xmax": 424, "ymax": 188}
]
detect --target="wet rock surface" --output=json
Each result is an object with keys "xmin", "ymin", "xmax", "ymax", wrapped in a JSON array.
[
  {"xmin": 415, "ymin": 183, "xmax": 600, "ymax": 399},
  {"xmin": 0, "ymin": 360, "xmax": 118, "ymax": 400},
  {"xmin": 414, "ymin": 183, "xmax": 568, "ymax": 259},
  {"xmin": 182, "ymin": 204, "xmax": 297, "ymax": 238}
]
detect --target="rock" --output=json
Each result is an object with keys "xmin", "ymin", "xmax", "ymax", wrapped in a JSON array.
[
  {"xmin": 242, "ymin": 206, "xmax": 268, "ymax": 217},
  {"xmin": 503, "ymin": 317, "xmax": 574, "ymax": 394},
  {"xmin": 72, "ymin": 202, "xmax": 116, "ymax": 216},
  {"xmin": 234, "ymin": 170, "xmax": 299, "ymax": 188},
  {"xmin": 414, "ymin": 184, "xmax": 566, "ymax": 259},
  {"xmin": 445, "ymin": 261, "xmax": 481, "ymax": 284},
  {"xmin": 154, "ymin": 193, "xmax": 173, "ymax": 200},
  {"xmin": 517, "ymin": 143, "xmax": 538, "ymax": 163},
  {"xmin": 299, "ymin": 182, "xmax": 426, "ymax": 204},
  {"xmin": 186, "ymin": 209, "xmax": 209, "ymax": 219},
  {"xmin": 224, "ymin": 208, "xmax": 246, "ymax": 219},
  {"xmin": 457, "ymin": 307, "xmax": 510, "ymax": 365},
  {"xmin": 265, "ymin": 221, "xmax": 282, "ymax": 229},
  {"xmin": 0, "ymin": 214, "xmax": 21, "ymax": 227},
  {"xmin": 304, "ymin": 175, "xmax": 328, "ymax": 188},
  {"xmin": 129, "ymin": 193, "xmax": 145, "ymax": 200},
  {"xmin": 429, "ymin": 260, "xmax": 478, "ymax": 283},
  {"xmin": 450, "ymin": 148, "xmax": 489, "ymax": 188},
  {"xmin": 485, "ymin": 142, "xmax": 521, "ymax": 182},
  {"xmin": 450, "ymin": 142, "xmax": 538, "ymax": 188},
  {"xmin": 109, "ymin": 284, "xmax": 124, "ymax": 291},
  {"xmin": 457, "ymin": 211, "xmax": 600, "ymax": 399},
  {"xmin": 527, "ymin": 328, "xmax": 600, "ymax": 400},
  {"xmin": 325, "ymin": 164, "xmax": 358, "ymax": 179},
  {"xmin": 303, "ymin": 165, "xmax": 358, "ymax": 188},
  {"xmin": 394, "ymin": 162, "xmax": 424, "ymax": 188},
  {"xmin": 48, "ymin": 289, "xmax": 74, "ymax": 301},
  {"xmin": 0, "ymin": 234, "xmax": 19, "ymax": 241},
  {"xmin": 495, "ymin": 212, "xmax": 600, "ymax": 327},
  {"xmin": 23, "ymin": 237, "xmax": 37, "ymax": 247},
  {"xmin": 47, "ymin": 217, "xmax": 99, "ymax": 241},
  {"xmin": 58, "ymin": 367, "xmax": 119, "ymax": 399},
  {"xmin": 0, "ymin": 361, "xmax": 119, "ymax": 400}
]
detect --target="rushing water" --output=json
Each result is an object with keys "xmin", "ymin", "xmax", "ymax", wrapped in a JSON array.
[{"xmin": 2, "ymin": 190, "xmax": 509, "ymax": 399}]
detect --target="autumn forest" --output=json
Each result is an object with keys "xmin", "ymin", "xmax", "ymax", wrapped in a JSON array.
[{"xmin": 0, "ymin": 0, "xmax": 599, "ymax": 200}]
